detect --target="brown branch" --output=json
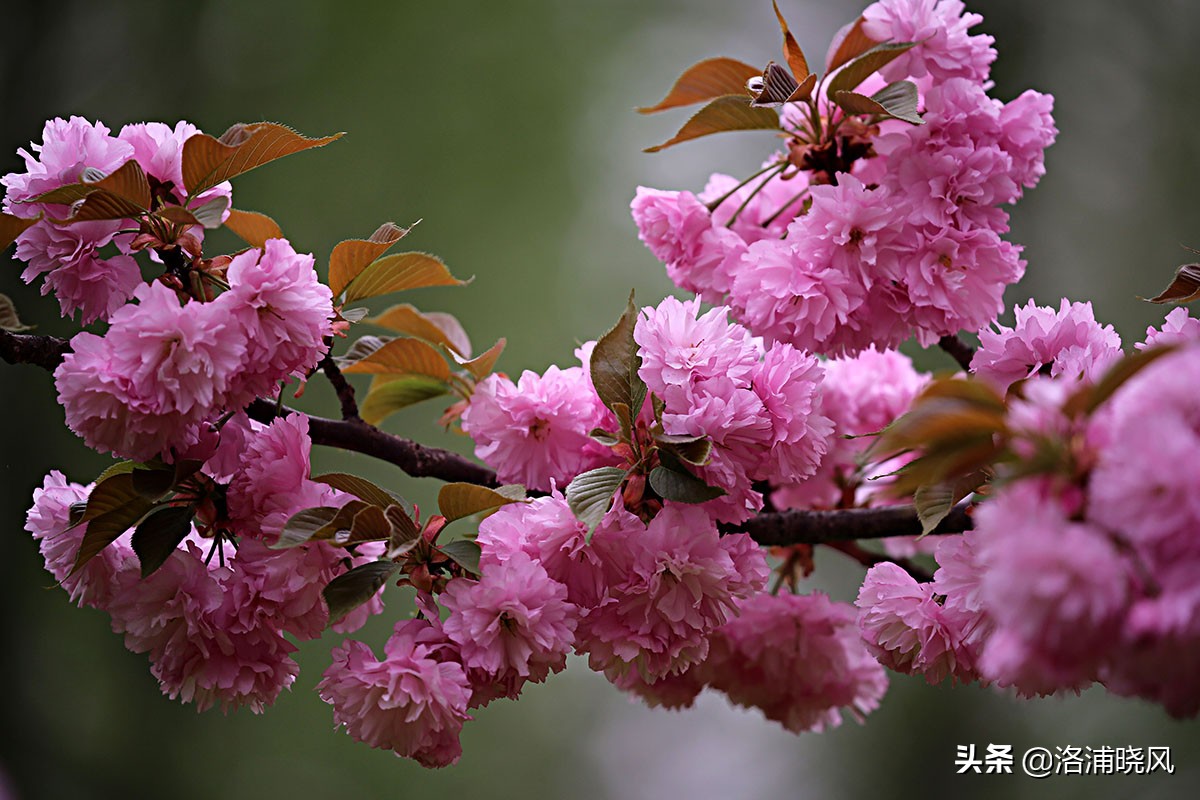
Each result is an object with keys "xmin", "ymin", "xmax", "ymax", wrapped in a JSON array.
[
  {"xmin": 3, "ymin": 327, "xmax": 977, "ymax": 546},
  {"xmin": 0, "ymin": 328, "xmax": 71, "ymax": 370},
  {"xmin": 725, "ymin": 503, "xmax": 974, "ymax": 545},
  {"xmin": 937, "ymin": 333, "xmax": 976, "ymax": 371},
  {"xmin": 318, "ymin": 353, "xmax": 360, "ymax": 421},
  {"xmin": 825, "ymin": 540, "xmax": 934, "ymax": 583}
]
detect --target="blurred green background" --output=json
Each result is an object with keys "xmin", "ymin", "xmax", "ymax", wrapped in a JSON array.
[{"xmin": 2, "ymin": 1, "xmax": 1197, "ymax": 798}]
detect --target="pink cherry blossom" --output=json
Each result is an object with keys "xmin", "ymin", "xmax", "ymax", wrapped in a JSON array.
[
  {"xmin": 318, "ymin": 619, "xmax": 472, "ymax": 767},
  {"xmin": 2, "ymin": 116, "xmax": 133, "ymax": 215},
  {"xmin": 706, "ymin": 591, "xmax": 888, "ymax": 733},
  {"xmin": 862, "ymin": 0, "xmax": 996, "ymax": 85}
]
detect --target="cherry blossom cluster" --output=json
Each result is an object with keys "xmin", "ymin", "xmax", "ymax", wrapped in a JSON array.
[
  {"xmin": 464, "ymin": 295, "xmax": 834, "ymax": 523},
  {"xmin": 856, "ymin": 304, "xmax": 1200, "ymax": 718},
  {"xmin": 2, "ymin": 116, "xmax": 335, "ymax": 462},
  {"xmin": 632, "ymin": 0, "xmax": 1057, "ymax": 355},
  {"xmin": 26, "ymin": 414, "xmax": 385, "ymax": 714}
]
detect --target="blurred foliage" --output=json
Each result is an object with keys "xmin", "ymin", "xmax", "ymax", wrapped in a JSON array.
[{"xmin": 1, "ymin": 1, "xmax": 1197, "ymax": 798}]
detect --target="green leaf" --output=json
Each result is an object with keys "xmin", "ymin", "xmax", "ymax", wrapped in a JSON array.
[
  {"xmin": 438, "ymin": 483, "xmax": 525, "ymax": 522},
  {"xmin": 92, "ymin": 460, "xmax": 136, "ymax": 487},
  {"xmin": 131, "ymin": 505, "xmax": 195, "ymax": 577},
  {"xmin": 826, "ymin": 40, "xmax": 919, "ymax": 99},
  {"xmin": 329, "ymin": 222, "xmax": 413, "ymax": 298},
  {"xmin": 653, "ymin": 432, "xmax": 713, "ymax": 466},
  {"xmin": 565, "ymin": 466, "xmax": 627, "ymax": 532},
  {"xmin": 648, "ymin": 465, "xmax": 725, "ymax": 504},
  {"xmin": 73, "ymin": 477, "xmax": 156, "ymax": 574},
  {"xmin": 834, "ymin": 80, "xmax": 923, "ymax": 125},
  {"xmin": 913, "ymin": 471, "xmax": 986, "ymax": 537},
  {"xmin": 313, "ymin": 472, "xmax": 404, "ymax": 508},
  {"xmin": 322, "ymin": 561, "xmax": 400, "ymax": 627},
  {"xmin": 590, "ymin": 291, "xmax": 647, "ymax": 438},
  {"xmin": 340, "ymin": 337, "xmax": 451, "ymax": 380},
  {"xmin": 638, "ymin": 57, "xmax": 760, "ymax": 114},
  {"xmin": 182, "ymin": 122, "xmax": 343, "ymax": 195},
  {"xmin": 359, "ymin": 375, "xmax": 452, "ymax": 425},
  {"xmin": 0, "ymin": 293, "xmax": 34, "ymax": 332},
  {"xmin": 1143, "ymin": 262, "xmax": 1200, "ymax": 304},
  {"xmin": 439, "ymin": 539, "xmax": 482, "ymax": 576},
  {"xmin": 365, "ymin": 303, "xmax": 470, "ymax": 355},
  {"xmin": 131, "ymin": 464, "xmax": 176, "ymax": 499},
  {"xmin": 589, "ymin": 428, "xmax": 621, "ymax": 447},
  {"xmin": 274, "ymin": 506, "xmax": 340, "ymax": 549},
  {"xmin": 223, "ymin": 208, "xmax": 283, "ymax": 247},
  {"xmin": 343, "ymin": 252, "xmax": 469, "ymax": 303},
  {"xmin": 1, "ymin": 212, "xmax": 40, "ymax": 252},
  {"xmin": 826, "ymin": 15, "xmax": 879, "ymax": 72},
  {"xmin": 644, "ymin": 94, "xmax": 781, "ymax": 153}
]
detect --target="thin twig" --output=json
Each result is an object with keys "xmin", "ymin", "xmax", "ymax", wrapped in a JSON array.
[{"xmin": 319, "ymin": 353, "xmax": 360, "ymax": 421}]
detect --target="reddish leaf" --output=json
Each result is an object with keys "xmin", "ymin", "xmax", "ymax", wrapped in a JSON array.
[
  {"xmin": 27, "ymin": 159, "xmax": 151, "ymax": 211},
  {"xmin": 749, "ymin": 61, "xmax": 800, "ymax": 108},
  {"xmin": 366, "ymin": 303, "xmax": 469, "ymax": 355},
  {"xmin": 452, "ymin": 337, "xmax": 505, "ymax": 380},
  {"xmin": 645, "ymin": 94, "xmax": 781, "ymax": 153},
  {"xmin": 1144, "ymin": 262, "xmax": 1200, "ymax": 304},
  {"xmin": 342, "ymin": 252, "xmax": 468, "ymax": 303},
  {"xmin": 0, "ymin": 212, "xmax": 39, "ymax": 252},
  {"xmin": 787, "ymin": 73, "xmax": 818, "ymax": 103},
  {"xmin": 637, "ymin": 57, "xmax": 761, "ymax": 114},
  {"xmin": 339, "ymin": 337, "xmax": 451, "ymax": 379},
  {"xmin": 772, "ymin": 1, "xmax": 810, "ymax": 81},
  {"xmin": 826, "ymin": 15, "xmax": 879, "ymax": 72},
  {"xmin": 329, "ymin": 221, "xmax": 413, "ymax": 297},
  {"xmin": 181, "ymin": 122, "xmax": 342, "ymax": 195},
  {"xmin": 223, "ymin": 208, "xmax": 283, "ymax": 247}
]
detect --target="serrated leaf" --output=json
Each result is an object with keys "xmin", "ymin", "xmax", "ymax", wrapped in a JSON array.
[
  {"xmin": 274, "ymin": 506, "xmax": 340, "ymax": 549},
  {"xmin": 340, "ymin": 336, "xmax": 451, "ymax": 380},
  {"xmin": 347, "ymin": 504, "xmax": 391, "ymax": 543},
  {"xmin": 323, "ymin": 561, "xmax": 399, "ymax": 627},
  {"xmin": 589, "ymin": 428, "xmax": 621, "ymax": 447},
  {"xmin": 92, "ymin": 460, "xmax": 136, "ymax": 487},
  {"xmin": 638, "ymin": 57, "xmax": 760, "ymax": 114},
  {"xmin": 648, "ymin": 465, "xmax": 726, "ymax": 504},
  {"xmin": 313, "ymin": 472, "xmax": 404, "ymax": 508},
  {"xmin": 453, "ymin": 338, "xmax": 505, "ymax": 380},
  {"xmin": 33, "ymin": 159, "xmax": 151, "ymax": 212},
  {"xmin": 654, "ymin": 432, "xmax": 714, "ymax": 466},
  {"xmin": 182, "ymin": 122, "xmax": 342, "ymax": 195},
  {"xmin": 0, "ymin": 293, "xmax": 33, "ymax": 332},
  {"xmin": 328, "ymin": 221, "xmax": 412, "ymax": 297},
  {"xmin": 644, "ymin": 94, "xmax": 781, "ymax": 153},
  {"xmin": 72, "ymin": 486, "xmax": 155, "ymax": 574},
  {"xmin": 772, "ymin": 1, "xmax": 810, "ymax": 81},
  {"xmin": 826, "ymin": 40, "xmax": 918, "ymax": 99},
  {"xmin": 335, "ymin": 334, "xmax": 394, "ymax": 368},
  {"xmin": 1144, "ymin": 263, "xmax": 1200, "ymax": 304},
  {"xmin": 131, "ymin": 464, "xmax": 176, "ymax": 499},
  {"xmin": 386, "ymin": 505, "xmax": 420, "ymax": 556},
  {"xmin": 749, "ymin": 61, "xmax": 800, "ymax": 108},
  {"xmin": 60, "ymin": 189, "xmax": 145, "ymax": 224},
  {"xmin": 359, "ymin": 375, "xmax": 452, "ymax": 425},
  {"xmin": 826, "ymin": 15, "xmax": 878, "ymax": 72},
  {"xmin": 590, "ymin": 292, "xmax": 647, "ymax": 433},
  {"xmin": 834, "ymin": 80, "xmax": 923, "ymax": 125},
  {"xmin": 439, "ymin": 540, "xmax": 482, "ymax": 576},
  {"xmin": 913, "ymin": 471, "xmax": 986, "ymax": 537},
  {"xmin": 343, "ymin": 252, "xmax": 468, "ymax": 303},
  {"xmin": 223, "ymin": 208, "xmax": 283, "ymax": 247},
  {"xmin": 366, "ymin": 303, "xmax": 469, "ymax": 356},
  {"xmin": 1, "ymin": 212, "xmax": 39, "ymax": 252},
  {"xmin": 438, "ymin": 483, "xmax": 525, "ymax": 522},
  {"xmin": 131, "ymin": 505, "xmax": 195, "ymax": 577},
  {"xmin": 566, "ymin": 466, "xmax": 627, "ymax": 532}
]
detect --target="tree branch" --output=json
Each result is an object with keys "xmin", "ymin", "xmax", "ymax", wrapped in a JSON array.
[
  {"xmin": 937, "ymin": 333, "xmax": 976, "ymax": 371},
  {"xmin": 318, "ymin": 353, "xmax": 360, "ymax": 422},
  {"xmin": 0, "ymin": 328, "xmax": 71, "ymax": 370},
  {"xmin": 3, "ymin": 327, "xmax": 977, "ymax": 547}
]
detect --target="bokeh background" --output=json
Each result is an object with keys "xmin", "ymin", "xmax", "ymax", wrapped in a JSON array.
[{"xmin": 2, "ymin": 1, "xmax": 1198, "ymax": 797}]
